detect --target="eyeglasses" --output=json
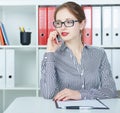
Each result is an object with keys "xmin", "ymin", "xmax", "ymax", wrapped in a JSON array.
[{"xmin": 53, "ymin": 20, "xmax": 79, "ymax": 28}]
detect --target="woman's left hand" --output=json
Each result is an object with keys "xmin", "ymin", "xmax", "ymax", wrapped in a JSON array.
[{"xmin": 53, "ymin": 88, "xmax": 81, "ymax": 101}]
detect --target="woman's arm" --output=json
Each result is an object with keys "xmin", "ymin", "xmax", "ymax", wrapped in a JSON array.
[
  {"xmin": 80, "ymin": 51, "xmax": 118, "ymax": 99},
  {"xmin": 40, "ymin": 52, "xmax": 59, "ymax": 99},
  {"xmin": 40, "ymin": 31, "xmax": 62, "ymax": 99}
]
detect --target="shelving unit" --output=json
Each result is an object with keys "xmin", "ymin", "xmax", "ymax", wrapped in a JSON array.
[
  {"xmin": 0, "ymin": 0, "xmax": 120, "ymax": 113},
  {"xmin": 0, "ymin": 1, "xmax": 38, "ymax": 112}
]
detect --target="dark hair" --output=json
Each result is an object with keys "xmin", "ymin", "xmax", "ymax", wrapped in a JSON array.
[{"xmin": 54, "ymin": 1, "xmax": 86, "ymax": 23}]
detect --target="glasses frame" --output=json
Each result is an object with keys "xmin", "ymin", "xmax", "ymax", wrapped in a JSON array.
[{"xmin": 53, "ymin": 20, "xmax": 79, "ymax": 28}]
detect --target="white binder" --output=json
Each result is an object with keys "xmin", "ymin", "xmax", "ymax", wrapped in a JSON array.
[
  {"xmin": 6, "ymin": 49, "xmax": 15, "ymax": 88},
  {"xmin": 92, "ymin": 6, "xmax": 102, "ymax": 46},
  {"xmin": 102, "ymin": 6, "xmax": 112, "ymax": 46},
  {"xmin": 112, "ymin": 50, "xmax": 120, "ymax": 90},
  {"xmin": 112, "ymin": 6, "xmax": 120, "ymax": 45},
  {"xmin": 0, "ymin": 49, "xmax": 5, "ymax": 89}
]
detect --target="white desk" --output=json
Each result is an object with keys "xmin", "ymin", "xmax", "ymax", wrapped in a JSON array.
[{"xmin": 4, "ymin": 97, "xmax": 120, "ymax": 113}]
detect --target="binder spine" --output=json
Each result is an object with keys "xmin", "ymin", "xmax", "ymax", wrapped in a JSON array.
[
  {"xmin": 47, "ymin": 6, "xmax": 56, "ymax": 38},
  {"xmin": 102, "ymin": 6, "xmax": 112, "ymax": 46},
  {"xmin": 38, "ymin": 7, "xmax": 48, "ymax": 45},
  {"xmin": 0, "ymin": 49, "xmax": 5, "ymax": 89},
  {"xmin": 6, "ymin": 49, "xmax": 15, "ymax": 88},
  {"xmin": 82, "ymin": 6, "xmax": 92, "ymax": 45},
  {"xmin": 112, "ymin": 6, "xmax": 120, "ymax": 45},
  {"xmin": 92, "ymin": 6, "xmax": 102, "ymax": 46}
]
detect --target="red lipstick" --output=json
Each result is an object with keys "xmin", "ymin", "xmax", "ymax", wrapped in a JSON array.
[{"xmin": 61, "ymin": 32, "xmax": 69, "ymax": 37}]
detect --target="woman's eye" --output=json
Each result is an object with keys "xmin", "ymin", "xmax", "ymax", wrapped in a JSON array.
[
  {"xmin": 56, "ymin": 22, "xmax": 61, "ymax": 25},
  {"xmin": 66, "ymin": 20, "xmax": 72, "ymax": 24}
]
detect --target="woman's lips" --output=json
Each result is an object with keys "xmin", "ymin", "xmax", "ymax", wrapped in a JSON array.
[{"xmin": 61, "ymin": 32, "xmax": 69, "ymax": 37}]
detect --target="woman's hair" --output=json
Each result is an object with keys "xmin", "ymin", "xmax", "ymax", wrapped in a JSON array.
[{"xmin": 54, "ymin": 1, "xmax": 86, "ymax": 23}]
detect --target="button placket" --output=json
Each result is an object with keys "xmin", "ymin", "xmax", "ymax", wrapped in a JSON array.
[
  {"xmin": 81, "ymin": 69, "xmax": 84, "ymax": 76},
  {"xmin": 80, "ymin": 67, "xmax": 85, "ymax": 89},
  {"xmin": 69, "ymin": 50, "xmax": 80, "ymax": 73}
]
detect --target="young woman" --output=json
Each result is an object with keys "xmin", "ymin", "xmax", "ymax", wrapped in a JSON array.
[{"xmin": 40, "ymin": 1, "xmax": 117, "ymax": 101}]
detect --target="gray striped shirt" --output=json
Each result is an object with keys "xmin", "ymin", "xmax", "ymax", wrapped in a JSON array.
[{"xmin": 40, "ymin": 43, "xmax": 117, "ymax": 99}]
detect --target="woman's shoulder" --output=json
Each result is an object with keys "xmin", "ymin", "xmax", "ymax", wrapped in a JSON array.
[{"xmin": 85, "ymin": 45, "xmax": 105, "ymax": 55}]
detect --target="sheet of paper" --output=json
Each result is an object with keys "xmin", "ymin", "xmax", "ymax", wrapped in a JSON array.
[{"xmin": 56, "ymin": 99, "xmax": 107, "ymax": 108}]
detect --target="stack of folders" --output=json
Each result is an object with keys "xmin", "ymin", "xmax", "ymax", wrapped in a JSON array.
[
  {"xmin": 38, "ymin": 6, "xmax": 56, "ymax": 45},
  {"xmin": 38, "ymin": 5, "xmax": 120, "ymax": 46},
  {"xmin": 0, "ymin": 21, "xmax": 10, "ymax": 45},
  {"xmin": 0, "ymin": 49, "xmax": 15, "ymax": 89}
]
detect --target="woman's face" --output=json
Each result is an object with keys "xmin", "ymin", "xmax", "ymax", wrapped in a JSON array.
[{"xmin": 55, "ymin": 8, "xmax": 83, "ymax": 42}]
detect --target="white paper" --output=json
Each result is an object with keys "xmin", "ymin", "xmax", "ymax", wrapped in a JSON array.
[{"xmin": 57, "ymin": 99, "xmax": 107, "ymax": 108}]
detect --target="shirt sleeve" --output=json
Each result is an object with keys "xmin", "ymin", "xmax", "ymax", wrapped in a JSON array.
[
  {"xmin": 40, "ymin": 52, "xmax": 59, "ymax": 99},
  {"xmin": 80, "ymin": 51, "xmax": 118, "ymax": 99}
]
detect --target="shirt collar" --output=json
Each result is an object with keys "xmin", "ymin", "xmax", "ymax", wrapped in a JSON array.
[
  {"xmin": 60, "ymin": 42, "xmax": 89, "ymax": 52},
  {"xmin": 59, "ymin": 42, "xmax": 67, "ymax": 51}
]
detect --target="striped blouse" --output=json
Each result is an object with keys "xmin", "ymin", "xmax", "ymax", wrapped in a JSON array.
[{"xmin": 40, "ymin": 43, "xmax": 117, "ymax": 99}]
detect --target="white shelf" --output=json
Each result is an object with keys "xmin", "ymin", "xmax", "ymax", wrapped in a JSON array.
[
  {"xmin": 37, "ymin": 0, "xmax": 120, "ymax": 5},
  {"xmin": 2, "ymin": 45, "xmax": 120, "ymax": 49},
  {"xmin": 4, "ymin": 86, "xmax": 37, "ymax": 90},
  {"xmin": 98, "ymin": 45, "xmax": 120, "ymax": 49},
  {"xmin": 0, "ymin": 45, "xmax": 36, "ymax": 49},
  {"xmin": 0, "ymin": 0, "xmax": 120, "ymax": 6},
  {"xmin": 0, "ymin": 0, "xmax": 38, "ymax": 6}
]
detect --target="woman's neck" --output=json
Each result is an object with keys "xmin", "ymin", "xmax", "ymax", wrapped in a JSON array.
[
  {"xmin": 66, "ymin": 38, "xmax": 83, "ymax": 53},
  {"xmin": 65, "ymin": 38, "xmax": 84, "ymax": 64}
]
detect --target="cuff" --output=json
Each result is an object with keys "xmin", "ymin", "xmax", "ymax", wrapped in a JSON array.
[{"xmin": 80, "ymin": 90, "xmax": 89, "ymax": 100}]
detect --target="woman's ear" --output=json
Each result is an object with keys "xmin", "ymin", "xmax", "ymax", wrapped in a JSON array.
[{"xmin": 80, "ymin": 20, "xmax": 86, "ymax": 30}]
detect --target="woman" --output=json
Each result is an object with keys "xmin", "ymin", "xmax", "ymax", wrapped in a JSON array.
[{"xmin": 40, "ymin": 1, "xmax": 117, "ymax": 101}]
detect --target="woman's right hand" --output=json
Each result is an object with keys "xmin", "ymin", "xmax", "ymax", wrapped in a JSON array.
[{"xmin": 47, "ymin": 31, "xmax": 61, "ymax": 52}]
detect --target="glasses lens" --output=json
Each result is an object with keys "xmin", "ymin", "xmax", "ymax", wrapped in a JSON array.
[
  {"xmin": 65, "ymin": 20, "xmax": 74, "ymax": 27},
  {"xmin": 53, "ymin": 21, "xmax": 61, "ymax": 28}
]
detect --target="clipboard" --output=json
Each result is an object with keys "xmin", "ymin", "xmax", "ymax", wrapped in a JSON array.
[{"xmin": 55, "ymin": 98, "xmax": 109, "ymax": 110}]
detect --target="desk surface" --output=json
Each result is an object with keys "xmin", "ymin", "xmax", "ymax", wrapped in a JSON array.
[{"xmin": 4, "ymin": 97, "xmax": 120, "ymax": 113}]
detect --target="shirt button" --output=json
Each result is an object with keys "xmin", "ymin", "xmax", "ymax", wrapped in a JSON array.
[
  {"xmin": 82, "ymin": 84, "xmax": 84, "ymax": 88},
  {"xmin": 44, "ymin": 57, "xmax": 47, "ymax": 59},
  {"xmin": 81, "ymin": 70, "xmax": 84, "ymax": 76},
  {"xmin": 81, "ymin": 72, "xmax": 83, "ymax": 76}
]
